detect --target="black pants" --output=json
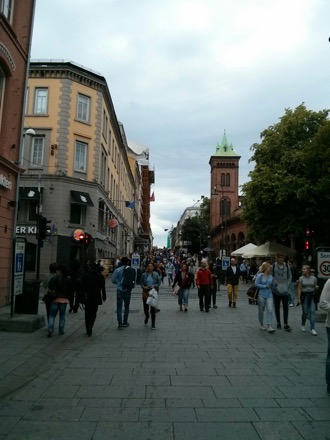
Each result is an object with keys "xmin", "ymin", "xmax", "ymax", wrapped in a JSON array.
[
  {"xmin": 143, "ymin": 296, "xmax": 156, "ymax": 326},
  {"xmin": 198, "ymin": 285, "xmax": 210, "ymax": 311},
  {"xmin": 273, "ymin": 294, "xmax": 289, "ymax": 325},
  {"xmin": 85, "ymin": 303, "xmax": 98, "ymax": 333}
]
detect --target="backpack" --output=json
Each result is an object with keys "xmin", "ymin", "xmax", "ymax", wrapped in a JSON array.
[{"xmin": 122, "ymin": 266, "xmax": 136, "ymax": 291}]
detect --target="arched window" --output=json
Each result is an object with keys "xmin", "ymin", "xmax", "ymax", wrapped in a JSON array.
[
  {"xmin": 220, "ymin": 173, "xmax": 225, "ymax": 186},
  {"xmin": 226, "ymin": 173, "xmax": 230, "ymax": 186},
  {"xmin": 220, "ymin": 198, "xmax": 231, "ymax": 216}
]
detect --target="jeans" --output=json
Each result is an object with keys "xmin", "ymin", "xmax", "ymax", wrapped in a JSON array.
[
  {"xmin": 117, "ymin": 290, "xmax": 131, "ymax": 325},
  {"xmin": 326, "ymin": 327, "xmax": 330, "ymax": 386},
  {"xmin": 179, "ymin": 288, "xmax": 189, "ymax": 306},
  {"xmin": 288, "ymin": 282, "xmax": 296, "ymax": 305},
  {"xmin": 301, "ymin": 293, "xmax": 316, "ymax": 330},
  {"xmin": 48, "ymin": 302, "xmax": 68, "ymax": 334},
  {"xmin": 273, "ymin": 293, "xmax": 289, "ymax": 325},
  {"xmin": 210, "ymin": 285, "xmax": 217, "ymax": 306},
  {"xmin": 258, "ymin": 295, "xmax": 274, "ymax": 326},
  {"xmin": 198, "ymin": 285, "xmax": 210, "ymax": 311},
  {"xmin": 167, "ymin": 273, "xmax": 173, "ymax": 285}
]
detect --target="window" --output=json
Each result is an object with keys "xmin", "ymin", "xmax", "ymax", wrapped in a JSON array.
[
  {"xmin": 0, "ymin": 66, "xmax": 5, "ymax": 131},
  {"xmin": 76, "ymin": 94, "xmax": 90, "ymax": 122},
  {"xmin": 74, "ymin": 141, "xmax": 87, "ymax": 172},
  {"xmin": 0, "ymin": 0, "xmax": 13, "ymax": 21},
  {"xmin": 31, "ymin": 137, "xmax": 44, "ymax": 166},
  {"xmin": 34, "ymin": 88, "xmax": 48, "ymax": 114},
  {"xmin": 70, "ymin": 204, "xmax": 85, "ymax": 224},
  {"xmin": 17, "ymin": 200, "xmax": 38, "ymax": 222},
  {"xmin": 220, "ymin": 199, "xmax": 231, "ymax": 216},
  {"xmin": 226, "ymin": 173, "xmax": 230, "ymax": 186}
]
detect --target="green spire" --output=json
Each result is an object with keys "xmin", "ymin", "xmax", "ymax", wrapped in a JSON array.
[{"xmin": 214, "ymin": 130, "xmax": 239, "ymax": 156}]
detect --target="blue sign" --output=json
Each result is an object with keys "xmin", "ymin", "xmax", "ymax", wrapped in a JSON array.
[
  {"xmin": 222, "ymin": 257, "xmax": 230, "ymax": 271},
  {"xmin": 15, "ymin": 253, "xmax": 24, "ymax": 274}
]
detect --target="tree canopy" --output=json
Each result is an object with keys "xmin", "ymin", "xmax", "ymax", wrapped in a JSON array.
[
  {"xmin": 242, "ymin": 104, "xmax": 330, "ymax": 249},
  {"xmin": 180, "ymin": 197, "xmax": 210, "ymax": 254}
]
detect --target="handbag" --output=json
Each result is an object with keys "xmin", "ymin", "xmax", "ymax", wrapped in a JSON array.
[
  {"xmin": 146, "ymin": 288, "xmax": 158, "ymax": 308},
  {"xmin": 42, "ymin": 289, "xmax": 58, "ymax": 303},
  {"xmin": 246, "ymin": 286, "xmax": 259, "ymax": 301},
  {"xmin": 172, "ymin": 285, "xmax": 181, "ymax": 295}
]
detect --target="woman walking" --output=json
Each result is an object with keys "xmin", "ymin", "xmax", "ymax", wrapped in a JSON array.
[
  {"xmin": 297, "ymin": 265, "xmax": 318, "ymax": 335},
  {"xmin": 47, "ymin": 265, "xmax": 73, "ymax": 337},
  {"xmin": 172, "ymin": 262, "xmax": 194, "ymax": 312},
  {"xmin": 255, "ymin": 262, "xmax": 275, "ymax": 333},
  {"xmin": 84, "ymin": 263, "xmax": 106, "ymax": 336},
  {"xmin": 140, "ymin": 263, "xmax": 161, "ymax": 329}
]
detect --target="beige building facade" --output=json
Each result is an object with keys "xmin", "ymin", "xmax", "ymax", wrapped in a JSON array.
[{"xmin": 20, "ymin": 60, "xmax": 142, "ymax": 278}]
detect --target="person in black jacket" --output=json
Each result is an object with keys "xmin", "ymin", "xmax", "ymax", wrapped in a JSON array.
[
  {"xmin": 47, "ymin": 265, "xmax": 73, "ymax": 337},
  {"xmin": 225, "ymin": 258, "xmax": 242, "ymax": 308},
  {"xmin": 83, "ymin": 263, "xmax": 106, "ymax": 337}
]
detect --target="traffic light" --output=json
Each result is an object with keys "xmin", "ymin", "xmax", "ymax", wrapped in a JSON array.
[
  {"xmin": 305, "ymin": 240, "xmax": 310, "ymax": 251},
  {"xmin": 84, "ymin": 233, "xmax": 91, "ymax": 247},
  {"xmin": 38, "ymin": 216, "xmax": 51, "ymax": 240}
]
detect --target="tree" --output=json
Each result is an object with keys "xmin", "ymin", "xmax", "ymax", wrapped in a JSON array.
[
  {"xmin": 242, "ymin": 104, "xmax": 330, "ymax": 250},
  {"xmin": 180, "ymin": 197, "xmax": 210, "ymax": 254}
]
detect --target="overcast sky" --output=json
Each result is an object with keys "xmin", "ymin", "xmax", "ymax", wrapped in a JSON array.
[{"xmin": 30, "ymin": 0, "xmax": 330, "ymax": 247}]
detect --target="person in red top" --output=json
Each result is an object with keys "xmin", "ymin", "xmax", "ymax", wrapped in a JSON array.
[{"xmin": 196, "ymin": 259, "xmax": 213, "ymax": 312}]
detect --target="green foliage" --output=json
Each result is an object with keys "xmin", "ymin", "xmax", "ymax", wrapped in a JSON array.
[
  {"xmin": 180, "ymin": 197, "xmax": 210, "ymax": 254},
  {"xmin": 242, "ymin": 104, "xmax": 330, "ymax": 246}
]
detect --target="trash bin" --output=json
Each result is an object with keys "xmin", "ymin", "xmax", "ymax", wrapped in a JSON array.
[{"xmin": 15, "ymin": 280, "xmax": 40, "ymax": 314}]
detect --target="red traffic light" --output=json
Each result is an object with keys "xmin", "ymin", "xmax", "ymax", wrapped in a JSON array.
[
  {"xmin": 305, "ymin": 240, "xmax": 309, "ymax": 250},
  {"xmin": 85, "ymin": 233, "xmax": 91, "ymax": 247}
]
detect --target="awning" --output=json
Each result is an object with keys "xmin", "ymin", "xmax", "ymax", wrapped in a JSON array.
[
  {"xmin": 19, "ymin": 187, "xmax": 41, "ymax": 200},
  {"xmin": 71, "ymin": 190, "xmax": 94, "ymax": 206}
]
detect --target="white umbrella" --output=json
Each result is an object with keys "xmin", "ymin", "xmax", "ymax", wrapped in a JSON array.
[
  {"xmin": 243, "ymin": 241, "xmax": 295, "ymax": 258},
  {"xmin": 231, "ymin": 243, "xmax": 257, "ymax": 257}
]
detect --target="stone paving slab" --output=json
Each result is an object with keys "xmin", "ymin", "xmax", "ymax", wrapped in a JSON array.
[{"xmin": 0, "ymin": 280, "xmax": 329, "ymax": 439}]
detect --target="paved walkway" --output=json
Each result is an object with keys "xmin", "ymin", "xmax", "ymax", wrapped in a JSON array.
[{"xmin": 0, "ymin": 281, "xmax": 329, "ymax": 440}]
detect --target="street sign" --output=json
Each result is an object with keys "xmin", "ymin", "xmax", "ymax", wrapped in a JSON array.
[
  {"xmin": 222, "ymin": 256, "xmax": 230, "ymax": 271},
  {"xmin": 317, "ymin": 249, "xmax": 330, "ymax": 279},
  {"xmin": 131, "ymin": 253, "xmax": 140, "ymax": 269},
  {"xmin": 13, "ymin": 238, "xmax": 26, "ymax": 296}
]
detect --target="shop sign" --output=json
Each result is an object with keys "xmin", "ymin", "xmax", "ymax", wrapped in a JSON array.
[{"xmin": 16, "ymin": 226, "xmax": 37, "ymax": 234}]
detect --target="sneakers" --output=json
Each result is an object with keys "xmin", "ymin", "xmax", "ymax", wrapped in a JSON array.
[
  {"xmin": 260, "ymin": 325, "xmax": 267, "ymax": 331},
  {"xmin": 277, "ymin": 323, "xmax": 282, "ymax": 329},
  {"xmin": 289, "ymin": 303, "xmax": 294, "ymax": 307},
  {"xmin": 118, "ymin": 324, "xmax": 123, "ymax": 330},
  {"xmin": 284, "ymin": 325, "xmax": 292, "ymax": 332},
  {"xmin": 267, "ymin": 325, "xmax": 275, "ymax": 333},
  {"xmin": 213, "ymin": 305, "xmax": 218, "ymax": 309},
  {"xmin": 311, "ymin": 329, "xmax": 317, "ymax": 336},
  {"xmin": 151, "ymin": 326, "xmax": 156, "ymax": 330},
  {"xmin": 301, "ymin": 325, "xmax": 306, "ymax": 332},
  {"xmin": 122, "ymin": 323, "xmax": 129, "ymax": 328}
]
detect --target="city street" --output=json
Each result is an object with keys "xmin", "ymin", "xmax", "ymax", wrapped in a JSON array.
[{"xmin": 0, "ymin": 280, "xmax": 329, "ymax": 440}]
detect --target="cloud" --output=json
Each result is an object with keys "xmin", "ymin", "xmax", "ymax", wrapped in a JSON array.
[{"xmin": 31, "ymin": 0, "xmax": 330, "ymax": 247}]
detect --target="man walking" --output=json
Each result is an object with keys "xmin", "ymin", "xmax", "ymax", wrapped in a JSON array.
[
  {"xmin": 196, "ymin": 259, "xmax": 213, "ymax": 312},
  {"xmin": 226, "ymin": 258, "xmax": 242, "ymax": 308},
  {"xmin": 272, "ymin": 252, "xmax": 292, "ymax": 332},
  {"xmin": 112, "ymin": 257, "xmax": 136, "ymax": 329}
]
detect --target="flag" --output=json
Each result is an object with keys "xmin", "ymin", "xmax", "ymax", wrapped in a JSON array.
[
  {"xmin": 125, "ymin": 201, "xmax": 135, "ymax": 209},
  {"xmin": 150, "ymin": 192, "xmax": 155, "ymax": 202}
]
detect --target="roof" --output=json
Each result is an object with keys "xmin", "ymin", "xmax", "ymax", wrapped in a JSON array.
[{"xmin": 212, "ymin": 131, "xmax": 240, "ymax": 157}]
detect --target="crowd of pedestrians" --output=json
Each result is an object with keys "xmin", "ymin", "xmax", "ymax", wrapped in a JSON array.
[{"xmin": 40, "ymin": 249, "xmax": 330, "ymax": 397}]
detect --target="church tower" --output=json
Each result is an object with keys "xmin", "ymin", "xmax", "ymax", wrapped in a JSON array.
[{"xmin": 209, "ymin": 132, "xmax": 240, "ymax": 253}]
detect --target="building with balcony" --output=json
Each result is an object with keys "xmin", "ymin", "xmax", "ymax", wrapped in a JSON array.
[{"xmin": 0, "ymin": 1, "xmax": 36, "ymax": 306}]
